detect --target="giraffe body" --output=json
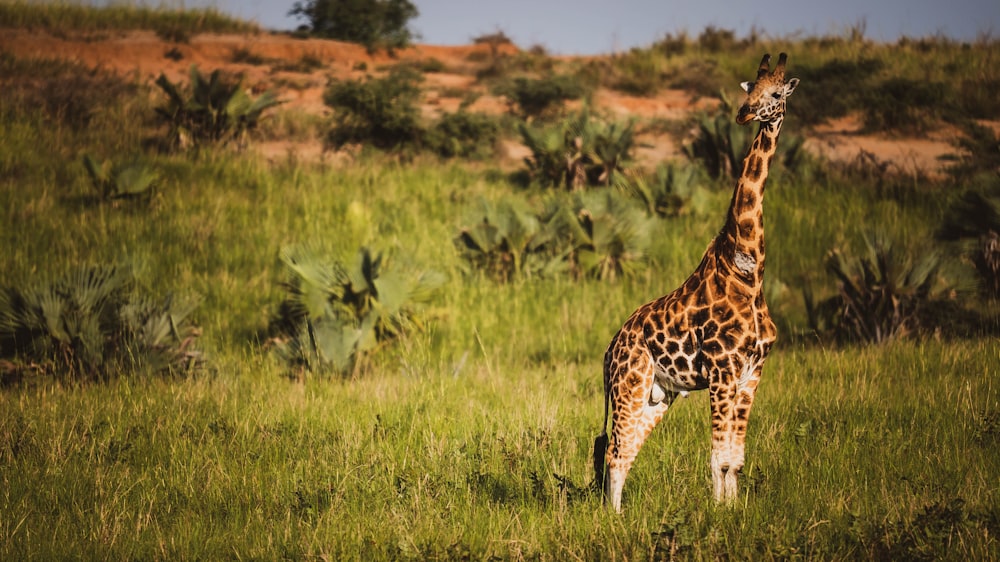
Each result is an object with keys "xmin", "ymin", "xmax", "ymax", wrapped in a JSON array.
[{"xmin": 596, "ymin": 53, "xmax": 798, "ymax": 511}]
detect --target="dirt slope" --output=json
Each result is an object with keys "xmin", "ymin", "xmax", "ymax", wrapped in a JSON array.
[{"xmin": 0, "ymin": 28, "xmax": 966, "ymax": 174}]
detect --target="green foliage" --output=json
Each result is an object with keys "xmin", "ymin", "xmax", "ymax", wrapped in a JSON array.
[
  {"xmin": 788, "ymin": 57, "xmax": 883, "ymax": 126},
  {"xmin": 456, "ymin": 191, "xmax": 651, "ymax": 282},
  {"xmin": 454, "ymin": 198, "xmax": 567, "ymax": 282},
  {"xmin": 0, "ymin": 1, "xmax": 258, "ymax": 35},
  {"xmin": 622, "ymin": 162, "xmax": 711, "ymax": 218},
  {"xmin": 556, "ymin": 190, "xmax": 654, "ymax": 281},
  {"xmin": 518, "ymin": 109, "xmax": 636, "ymax": 190},
  {"xmin": 424, "ymin": 110, "xmax": 501, "ymax": 159},
  {"xmin": 807, "ymin": 233, "xmax": 950, "ymax": 344},
  {"xmin": 154, "ymin": 66, "xmax": 281, "ymax": 150},
  {"xmin": 862, "ymin": 77, "xmax": 947, "ymax": 135},
  {"xmin": 1, "ymin": 52, "xmax": 137, "ymax": 129},
  {"xmin": 937, "ymin": 186, "xmax": 1000, "ymax": 297},
  {"xmin": 0, "ymin": 265, "xmax": 202, "ymax": 382},
  {"xmin": 493, "ymin": 74, "xmax": 587, "ymax": 119},
  {"xmin": 683, "ymin": 96, "xmax": 751, "ymax": 180},
  {"xmin": 288, "ymin": 0, "xmax": 419, "ymax": 51},
  {"xmin": 82, "ymin": 154, "xmax": 158, "ymax": 202},
  {"xmin": 323, "ymin": 67, "xmax": 424, "ymax": 151},
  {"xmin": 270, "ymin": 246, "xmax": 446, "ymax": 376}
]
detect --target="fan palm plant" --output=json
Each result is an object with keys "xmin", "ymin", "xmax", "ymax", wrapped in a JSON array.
[
  {"xmin": 548, "ymin": 191, "xmax": 653, "ymax": 281},
  {"xmin": 82, "ymin": 154, "xmax": 158, "ymax": 202},
  {"xmin": 271, "ymin": 246, "xmax": 446, "ymax": 376},
  {"xmin": 0, "ymin": 266, "xmax": 202, "ymax": 381},
  {"xmin": 155, "ymin": 65, "xmax": 281, "ymax": 149},
  {"xmin": 454, "ymin": 198, "xmax": 568, "ymax": 281},
  {"xmin": 813, "ymin": 233, "xmax": 946, "ymax": 344}
]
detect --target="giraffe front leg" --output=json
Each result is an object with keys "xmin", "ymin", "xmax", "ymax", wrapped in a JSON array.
[
  {"xmin": 709, "ymin": 381, "xmax": 742, "ymax": 503},
  {"xmin": 710, "ymin": 366, "xmax": 762, "ymax": 502}
]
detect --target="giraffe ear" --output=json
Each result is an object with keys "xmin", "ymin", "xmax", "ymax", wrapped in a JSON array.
[
  {"xmin": 784, "ymin": 78, "xmax": 800, "ymax": 96},
  {"xmin": 740, "ymin": 81, "xmax": 752, "ymax": 93}
]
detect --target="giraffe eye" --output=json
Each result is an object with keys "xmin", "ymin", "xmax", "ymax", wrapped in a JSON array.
[{"xmin": 771, "ymin": 92, "xmax": 781, "ymax": 100}]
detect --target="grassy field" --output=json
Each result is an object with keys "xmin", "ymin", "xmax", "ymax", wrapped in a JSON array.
[{"xmin": 2, "ymin": 4, "xmax": 1000, "ymax": 560}]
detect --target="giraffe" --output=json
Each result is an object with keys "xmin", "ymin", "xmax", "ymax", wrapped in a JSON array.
[{"xmin": 593, "ymin": 53, "xmax": 799, "ymax": 511}]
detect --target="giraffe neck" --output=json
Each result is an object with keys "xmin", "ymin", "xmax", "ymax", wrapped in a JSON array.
[{"xmin": 717, "ymin": 117, "xmax": 783, "ymax": 286}]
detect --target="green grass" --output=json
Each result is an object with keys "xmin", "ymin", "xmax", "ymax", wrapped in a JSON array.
[
  {"xmin": 2, "ymin": 340, "xmax": 998, "ymax": 559},
  {"xmin": 1, "ymin": 4, "xmax": 999, "ymax": 559},
  {"xmin": 0, "ymin": 0, "xmax": 259, "ymax": 36}
]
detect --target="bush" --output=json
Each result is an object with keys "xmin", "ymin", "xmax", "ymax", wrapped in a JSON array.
[
  {"xmin": 621, "ymin": 163, "xmax": 710, "ymax": 218},
  {"xmin": 863, "ymin": 77, "xmax": 947, "ymax": 135},
  {"xmin": 324, "ymin": 67, "xmax": 424, "ymax": 151},
  {"xmin": 288, "ymin": 0, "xmax": 418, "ymax": 51},
  {"xmin": 425, "ymin": 111, "xmax": 501, "ymax": 159},
  {"xmin": 269, "ymin": 246, "xmax": 446, "ymax": 377},
  {"xmin": 0, "ymin": 52, "xmax": 137, "ymax": 129},
  {"xmin": 154, "ymin": 66, "xmax": 281, "ymax": 150},
  {"xmin": 0, "ymin": 266, "xmax": 202, "ymax": 382},
  {"xmin": 493, "ymin": 74, "xmax": 587, "ymax": 120},
  {"xmin": 554, "ymin": 191, "xmax": 653, "ymax": 281},
  {"xmin": 788, "ymin": 57, "xmax": 882, "ymax": 127},
  {"xmin": 937, "ymin": 186, "xmax": 1000, "ymax": 298}
]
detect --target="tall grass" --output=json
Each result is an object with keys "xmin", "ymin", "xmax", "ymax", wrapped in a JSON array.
[
  {"xmin": 1, "ymin": 6, "xmax": 998, "ymax": 558},
  {"xmin": 0, "ymin": 0, "xmax": 259, "ymax": 36}
]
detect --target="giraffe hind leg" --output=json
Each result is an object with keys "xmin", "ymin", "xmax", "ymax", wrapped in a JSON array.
[{"xmin": 605, "ymin": 393, "xmax": 673, "ymax": 512}]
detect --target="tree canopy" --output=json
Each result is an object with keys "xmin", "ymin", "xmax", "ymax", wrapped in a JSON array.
[{"xmin": 288, "ymin": 0, "xmax": 419, "ymax": 50}]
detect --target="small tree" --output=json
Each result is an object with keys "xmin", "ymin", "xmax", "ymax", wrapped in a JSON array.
[{"xmin": 289, "ymin": 0, "xmax": 419, "ymax": 51}]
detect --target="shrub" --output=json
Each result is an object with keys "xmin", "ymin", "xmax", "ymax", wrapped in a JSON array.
[
  {"xmin": 425, "ymin": 111, "xmax": 501, "ymax": 159},
  {"xmin": 269, "ymin": 246, "xmax": 445, "ymax": 376},
  {"xmin": 862, "ymin": 77, "xmax": 947, "ymax": 134},
  {"xmin": 323, "ymin": 67, "xmax": 424, "ymax": 151},
  {"xmin": 0, "ymin": 53, "xmax": 137, "ymax": 129},
  {"xmin": 943, "ymin": 120, "xmax": 1000, "ymax": 179},
  {"xmin": 0, "ymin": 266, "xmax": 202, "ymax": 382},
  {"xmin": 288, "ymin": 0, "xmax": 418, "ymax": 51},
  {"xmin": 154, "ymin": 65, "xmax": 281, "ymax": 150},
  {"xmin": 683, "ymin": 97, "xmax": 750, "ymax": 180},
  {"xmin": 937, "ymin": 186, "xmax": 1000, "ymax": 298},
  {"xmin": 455, "ymin": 191, "xmax": 652, "ymax": 282},
  {"xmin": 493, "ymin": 74, "xmax": 587, "ymax": 120},
  {"xmin": 788, "ymin": 57, "xmax": 882, "ymax": 127}
]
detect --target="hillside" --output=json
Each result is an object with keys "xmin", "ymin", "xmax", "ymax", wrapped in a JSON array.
[{"xmin": 0, "ymin": 27, "xmax": 970, "ymax": 174}]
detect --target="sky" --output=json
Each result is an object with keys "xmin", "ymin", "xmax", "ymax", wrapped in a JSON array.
[{"xmin": 179, "ymin": 0, "xmax": 999, "ymax": 55}]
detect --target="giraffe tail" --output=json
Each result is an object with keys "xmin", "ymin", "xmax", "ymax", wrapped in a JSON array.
[{"xmin": 592, "ymin": 365, "xmax": 611, "ymax": 495}]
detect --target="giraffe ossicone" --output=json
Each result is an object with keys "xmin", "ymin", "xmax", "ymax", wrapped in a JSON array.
[{"xmin": 594, "ymin": 52, "xmax": 798, "ymax": 512}]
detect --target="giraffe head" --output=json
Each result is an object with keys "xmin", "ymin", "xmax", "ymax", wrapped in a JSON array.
[{"xmin": 735, "ymin": 53, "xmax": 799, "ymax": 125}]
